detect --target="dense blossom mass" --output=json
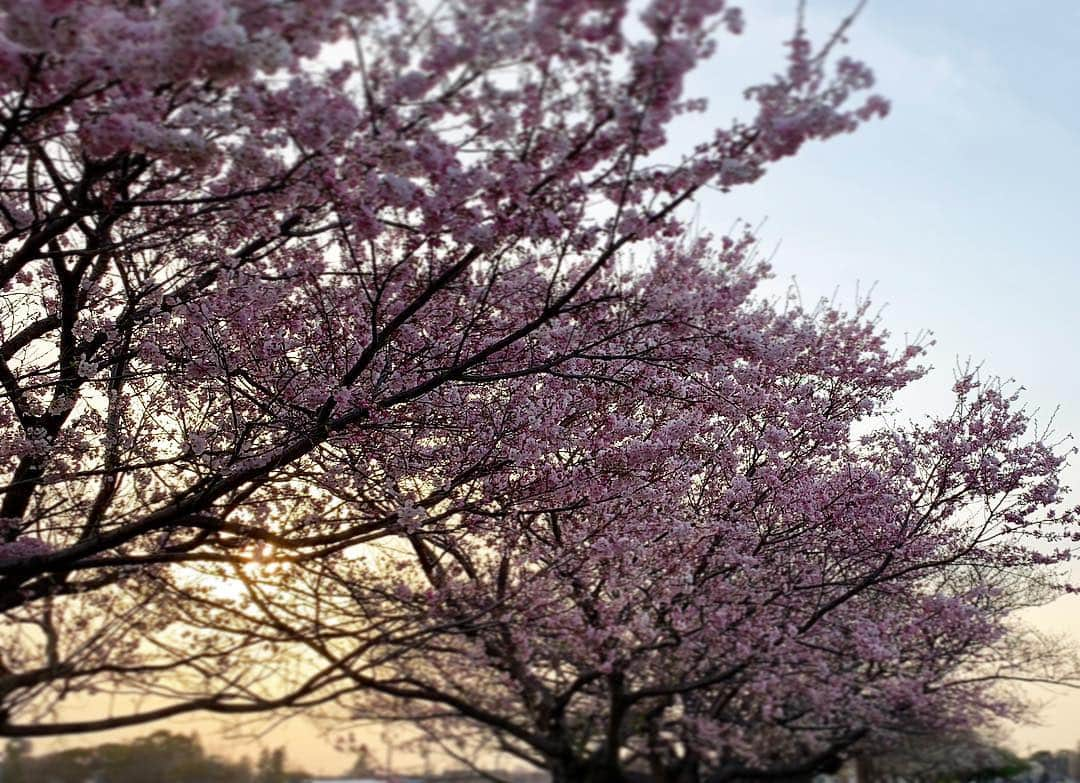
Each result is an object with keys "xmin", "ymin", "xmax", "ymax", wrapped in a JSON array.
[{"xmin": 0, "ymin": 1, "xmax": 1075, "ymax": 781}]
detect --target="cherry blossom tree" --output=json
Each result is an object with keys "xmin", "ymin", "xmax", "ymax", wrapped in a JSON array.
[
  {"xmin": 289, "ymin": 300, "xmax": 1078, "ymax": 782},
  {"xmin": 0, "ymin": 0, "xmax": 899, "ymax": 735},
  {"xmin": 188, "ymin": 221, "xmax": 1076, "ymax": 781}
]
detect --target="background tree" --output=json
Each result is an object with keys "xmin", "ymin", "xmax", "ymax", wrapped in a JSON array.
[
  {"xmin": 0, "ymin": 738, "xmax": 29, "ymax": 783},
  {"xmin": 857, "ymin": 730, "xmax": 1029, "ymax": 783},
  {"xmin": 0, "ymin": 0, "xmax": 888, "ymax": 735},
  {"xmin": 346, "ymin": 745, "xmax": 378, "ymax": 779},
  {"xmin": 7, "ymin": 730, "xmax": 262, "ymax": 783},
  {"xmin": 254, "ymin": 746, "xmax": 305, "ymax": 783}
]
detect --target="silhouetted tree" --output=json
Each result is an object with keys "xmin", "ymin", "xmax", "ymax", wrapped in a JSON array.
[
  {"xmin": 0, "ymin": 739, "xmax": 30, "ymax": 783},
  {"xmin": 11, "ymin": 730, "xmax": 264, "ymax": 783}
]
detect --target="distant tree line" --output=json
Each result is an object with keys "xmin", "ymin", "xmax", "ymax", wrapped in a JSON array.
[
  {"xmin": 0, "ymin": 731, "xmax": 306, "ymax": 783},
  {"xmin": 1028, "ymin": 748, "xmax": 1080, "ymax": 783},
  {"xmin": 852, "ymin": 731, "xmax": 1027, "ymax": 783}
]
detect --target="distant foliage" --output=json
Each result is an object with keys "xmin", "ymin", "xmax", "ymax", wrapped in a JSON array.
[{"xmin": 0, "ymin": 731, "xmax": 305, "ymax": 783}]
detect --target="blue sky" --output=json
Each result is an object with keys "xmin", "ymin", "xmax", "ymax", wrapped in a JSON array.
[{"xmin": 682, "ymin": 0, "xmax": 1080, "ymax": 752}]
